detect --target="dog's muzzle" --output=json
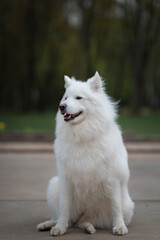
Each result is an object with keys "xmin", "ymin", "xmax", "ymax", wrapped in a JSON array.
[{"xmin": 59, "ymin": 103, "xmax": 82, "ymax": 122}]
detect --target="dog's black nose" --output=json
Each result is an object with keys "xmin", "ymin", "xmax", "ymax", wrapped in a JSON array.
[{"xmin": 59, "ymin": 103, "xmax": 67, "ymax": 112}]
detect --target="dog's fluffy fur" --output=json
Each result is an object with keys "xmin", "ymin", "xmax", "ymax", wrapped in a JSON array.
[{"xmin": 37, "ymin": 72, "xmax": 134, "ymax": 236}]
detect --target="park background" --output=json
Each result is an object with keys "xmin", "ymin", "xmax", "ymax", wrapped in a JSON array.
[{"xmin": 0, "ymin": 0, "xmax": 160, "ymax": 139}]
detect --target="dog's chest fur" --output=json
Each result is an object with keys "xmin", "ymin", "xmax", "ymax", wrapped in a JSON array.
[{"xmin": 56, "ymin": 138, "xmax": 112, "ymax": 198}]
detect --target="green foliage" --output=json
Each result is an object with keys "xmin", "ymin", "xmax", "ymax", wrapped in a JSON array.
[{"xmin": 0, "ymin": 0, "xmax": 160, "ymax": 113}]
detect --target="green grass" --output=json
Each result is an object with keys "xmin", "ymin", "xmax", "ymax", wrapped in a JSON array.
[
  {"xmin": 0, "ymin": 112, "xmax": 160, "ymax": 137},
  {"xmin": 0, "ymin": 112, "xmax": 56, "ymax": 133},
  {"xmin": 117, "ymin": 113, "xmax": 160, "ymax": 137}
]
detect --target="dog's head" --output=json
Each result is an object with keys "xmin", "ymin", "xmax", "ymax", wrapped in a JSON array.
[{"xmin": 59, "ymin": 72, "xmax": 104, "ymax": 124}]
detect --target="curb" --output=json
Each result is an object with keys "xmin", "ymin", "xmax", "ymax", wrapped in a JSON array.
[
  {"xmin": 0, "ymin": 133, "xmax": 160, "ymax": 143},
  {"xmin": 0, "ymin": 142, "xmax": 160, "ymax": 154}
]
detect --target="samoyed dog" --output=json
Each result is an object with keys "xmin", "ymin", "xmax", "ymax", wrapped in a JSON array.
[{"xmin": 37, "ymin": 72, "xmax": 134, "ymax": 236}]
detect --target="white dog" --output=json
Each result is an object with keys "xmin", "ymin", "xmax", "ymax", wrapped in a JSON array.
[{"xmin": 37, "ymin": 72, "xmax": 134, "ymax": 236}]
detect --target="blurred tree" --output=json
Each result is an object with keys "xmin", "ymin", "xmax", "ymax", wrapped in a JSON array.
[
  {"xmin": 122, "ymin": 0, "xmax": 160, "ymax": 114},
  {"xmin": 25, "ymin": 0, "xmax": 37, "ymax": 109},
  {"xmin": 75, "ymin": 0, "xmax": 95, "ymax": 79},
  {"xmin": 0, "ymin": 0, "xmax": 159, "ymax": 113}
]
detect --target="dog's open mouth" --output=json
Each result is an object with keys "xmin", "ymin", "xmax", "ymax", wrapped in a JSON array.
[{"xmin": 63, "ymin": 111, "xmax": 82, "ymax": 122}]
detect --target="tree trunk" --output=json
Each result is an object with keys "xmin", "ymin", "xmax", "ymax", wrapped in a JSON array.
[
  {"xmin": 75, "ymin": 0, "xmax": 95, "ymax": 80},
  {"xmin": 25, "ymin": 0, "xmax": 37, "ymax": 110}
]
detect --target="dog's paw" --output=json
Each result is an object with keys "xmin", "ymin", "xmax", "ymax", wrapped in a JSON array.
[
  {"xmin": 50, "ymin": 224, "xmax": 67, "ymax": 236},
  {"xmin": 78, "ymin": 222, "xmax": 96, "ymax": 234},
  {"xmin": 112, "ymin": 224, "xmax": 128, "ymax": 236},
  {"xmin": 84, "ymin": 223, "xmax": 96, "ymax": 234},
  {"xmin": 37, "ymin": 220, "xmax": 57, "ymax": 231}
]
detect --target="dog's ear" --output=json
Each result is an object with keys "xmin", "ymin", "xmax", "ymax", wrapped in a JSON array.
[
  {"xmin": 88, "ymin": 72, "xmax": 103, "ymax": 92},
  {"xmin": 64, "ymin": 75, "xmax": 72, "ymax": 88}
]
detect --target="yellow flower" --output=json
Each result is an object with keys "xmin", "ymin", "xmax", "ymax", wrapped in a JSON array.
[
  {"xmin": 0, "ymin": 122, "xmax": 6, "ymax": 131},
  {"xmin": 25, "ymin": 127, "xmax": 34, "ymax": 133}
]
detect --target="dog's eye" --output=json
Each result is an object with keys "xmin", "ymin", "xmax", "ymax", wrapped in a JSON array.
[
  {"xmin": 64, "ymin": 97, "xmax": 67, "ymax": 100},
  {"xmin": 76, "ymin": 96, "xmax": 83, "ymax": 100}
]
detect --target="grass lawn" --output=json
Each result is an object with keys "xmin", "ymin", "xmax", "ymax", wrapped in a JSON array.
[
  {"xmin": 0, "ymin": 112, "xmax": 160, "ymax": 138},
  {"xmin": 0, "ymin": 112, "xmax": 56, "ymax": 133},
  {"xmin": 118, "ymin": 113, "xmax": 160, "ymax": 137}
]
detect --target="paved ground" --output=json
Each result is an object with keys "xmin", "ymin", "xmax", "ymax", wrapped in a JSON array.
[{"xmin": 0, "ymin": 142, "xmax": 160, "ymax": 240}]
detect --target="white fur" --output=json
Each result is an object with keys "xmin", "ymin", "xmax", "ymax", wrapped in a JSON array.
[{"xmin": 37, "ymin": 72, "xmax": 134, "ymax": 236}]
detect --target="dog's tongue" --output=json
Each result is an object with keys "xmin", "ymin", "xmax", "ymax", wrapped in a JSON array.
[{"xmin": 64, "ymin": 114, "xmax": 71, "ymax": 120}]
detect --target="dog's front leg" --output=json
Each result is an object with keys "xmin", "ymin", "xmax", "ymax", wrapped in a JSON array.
[
  {"xmin": 110, "ymin": 182, "xmax": 128, "ymax": 236},
  {"xmin": 50, "ymin": 180, "xmax": 70, "ymax": 236}
]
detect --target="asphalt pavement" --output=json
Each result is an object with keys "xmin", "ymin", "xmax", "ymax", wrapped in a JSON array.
[{"xmin": 0, "ymin": 142, "xmax": 160, "ymax": 240}]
